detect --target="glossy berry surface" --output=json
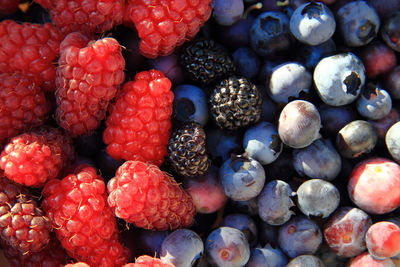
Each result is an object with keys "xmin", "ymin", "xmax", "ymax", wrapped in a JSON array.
[{"xmin": 365, "ymin": 221, "xmax": 400, "ymax": 259}]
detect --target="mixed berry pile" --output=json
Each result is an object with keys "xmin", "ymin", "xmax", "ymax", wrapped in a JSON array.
[{"xmin": 1, "ymin": 0, "xmax": 400, "ymax": 266}]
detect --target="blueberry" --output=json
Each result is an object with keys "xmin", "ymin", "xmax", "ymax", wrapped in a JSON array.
[
  {"xmin": 286, "ymin": 255, "xmax": 326, "ymax": 267},
  {"xmin": 278, "ymin": 216, "xmax": 323, "ymax": 258},
  {"xmin": 278, "ymin": 100, "xmax": 321, "ymax": 149},
  {"xmin": 232, "ymin": 47, "xmax": 260, "ymax": 80},
  {"xmin": 160, "ymin": 229, "xmax": 204, "ymax": 267},
  {"xmin": 293, "ymin": 138, "xmax": 342, "ymax": 181},
  {"xmin": 336, "ymin": 120, "xmax": 378, "ymax": 158},
  {"xmin": 219, "ymin": 154, "xmax": 266, "ymax": 201},
  {"xmin": 297, "ymin": 39, "xmax": 336, "ymax": 70},
  {"xmin": 205, "ymin": 226, "xmax": 250, "ymax": 267},
  {"xmin": 95, "ymin": 149, "xmax": 124, "ymax": 180},
  {"xmin": 216, "ymin": 15, "xmax": 255, "ymax": 50},
  {"xmin": 267, "ymin": 62, "xmax": 312, "ymax": 104},
  {"xmin": 296, "ymin": 179, "xmax": 340, "ymax": 218},
  {"xmin": 220, "ymin": 213, "xmax": 258, "ymax": 247},
  {"xmin": 356, "ymin": 83, "xmax": 392, "ymax": 120},
  {"xmin": 212, "ymin": 0, "xmax": 244, "ymax": 26},
  {"xmin": 151, "ymin": 53, "xmax": 184, "ymax": 85},
  {"xmin": 381, "ymin": 11, "xmax": 400, "ymax": 52},
  {"xmin": 243, "ymin": 121, "xmax": 283, "ymax": 165},
  {"xmin": 313, "ymin": 53, "xmax": 366, "ymax": 106},
  {"xmin": 250, "ymin": 11, "xmax": 292, "ymax": 56},
  {"xmin": 258, "ymin": 221, "xmax": 279, "ymax": 248},
  {"xmin": 386, "ymin": 121, "xmax": 400, "ymax": 163},
  {"xmin": 132, "ymin": 228, "xmax": 169, "ymax": 257},
  {"xmin": 230, "ymin": 197, "xmax": 259, "ymax": 216},
  {"xmin": 258, "ymin": 180, "xmax": 295, "ymax": 226},
  {"xmin": 336, "ymin": 1, "xmax": 380, "ymax": 47},
  {"xmin": 289, "ymin": 2, "xmax": 336, "ymax": 46},
  {"xmin": 173, "ymin": 85, "xmax": 209, "ymax": 127},
  {"xmin": 319, "ymin": 104, "xmax": 358, "ymax": 137},
  {"xmin": 246, "ymin": 244, "xmax": 288, "ymax": 267},
  {"xmin": 385, "ymin": 65, "xmax": 400, "ymax": 99}
]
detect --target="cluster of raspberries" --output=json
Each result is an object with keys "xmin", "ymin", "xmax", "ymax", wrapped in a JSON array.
[{"xmin": 0, "ymin": 0, "xmax": 213, "ymax": 265}]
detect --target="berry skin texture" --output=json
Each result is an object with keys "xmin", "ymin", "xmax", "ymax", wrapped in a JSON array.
[
  {"xmin": 42, "ymin": 165, "xmax": 130, "ymax": 267},
  {"xmin": 103, "ymin": 70, "xmax": 174, "ymax": 166},
  {"xmin": 34, "ymin": 0, "xmax": 124, "ymax": 35},
  {"xmin": 128, "ymin": 255, "xmax": 174, "ymax": 267},
  {"xmin": 0, "ymin": 72, "xmax": 51, "ymax": 148},
  {"xmin": 348, "ymin": 251, "xmax": 396, "ymax": 267},
  {"xmin": 124, "ymin": 0, "xmax": 213, "ymax": 58},
  {"xmin": 348, "ymin": 157, "xmax": 400, "ymax": 214},
  {"xmin": 107, "ymin": 160, "xmax": 196, "ymax": 231},
  {"xmin": 365, "ymin": 221, "xmax": 400, "ymax": 260},
  {"xmin": 56, "ymin": 32, "xmax": 125, "ymax": 137},
  {"xmin": 0, "ymin": 127, "xmax": 75, "ymax": 187},
  {"xmin": 0, "ymin": 20, "xmax": 64, "ymax": 92}
]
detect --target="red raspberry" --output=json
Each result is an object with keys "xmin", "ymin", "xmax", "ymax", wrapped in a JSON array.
[
  {"xmin": 0, "ymin": 72, "xmax": 51, "ymax": 148},
  {"xmin": 0, "ymin": 176, "xmax": 52, "ymax": 255},
  {"xmin": 0, "ymin": 20, "xmax": 64, "ymax": 92},
  {"xmin": 55, "ymin": 32, "xmax": 125, "ymax": 137},
  {"xmin": 34, "ymin": 0, "xmax": 124, "ymax": 34},
  {"xmin": 124, "ymin": 0, "xmax": 213, "ymax": 58},
  {"xmin": 64, "ymin": 263, "xmax": 90, "ymax": 267},
  {"xmin": 0, "ymin": 127, "xmax": 75, "ymax": 187},
  {"xmin": 103, "ymin": 70, "xmax": 173, "ymax": 166},
  {"xmin": 2, "ymin": 235, "xmax": 69, "ymax": 267},
  {"xmin": 107, "ymin": 160, "xmax": 196, "ymax": 231},
  {"xmin": 125, "ymin": 255, "xmax": 174, "ymax": 267},
  {"xmin": 0, "ymin": 0, "xmax": 19, "ymax": 16},
  {"xmin": 42, "ymin": 164, "xmax": 130, "ymax": 267}
]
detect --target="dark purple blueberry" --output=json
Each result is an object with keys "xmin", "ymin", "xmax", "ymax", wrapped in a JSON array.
[
  {"xmin": 296, "ymin": 179, "xmax": 340, "ymax": 218},
  {"xmin": 220, "ymin": 213, "xmax": 258, "ymax": 247},
  {"xmin": 293, "ymin": 138, "xmax": 342, "ymax": 181},
  {"xmin": 173, "ymin": 85, "xmax": 209, "ymax": 127},
  {"xmin": 385, "ymin": 65, "xmax": 400, "ymax": 99},
  {"xmin": 313, "ymin": 53, "xmax": 366, "ymax": 106},
  {"xmin": 232, "ymin": 47, "xmax": 260, "ymax": 80},
  {"xmin": 319, "ymin": 104, "xmax": 358, "ymax": 137},
  {"xmin": 289, "ymin": 2, "xmax": 336, "ymax": 45},
  {"xmin": 246, "ymin": 245, "xmax": 288, "ymax": 267},
  {"xmin": 150, "ymin": 53, "xmax": 184, "ymax": 85},
  {"xmin": 258, "ymin": 221, "xmax": 279, "ymax": 248},
  {"xmin": 95, "ymin": 149, "xmax": 124, "ymax": 180},
  {"xmin": 249, "ymin": 11, "xmax": 292, "ymax": 56},
  {"xmin": 132, "ymin": 228, "xmax": 169, "ymax": 257},
  {"xmin": 369, "ymin": 108, "xmax": 400, "ymax": 140},
  {"xmin": 205, "ymin": 227, "xmax": 250, "ymax": 267},
  {"xmin": 381, "ymin": 11, "xmax": 400, "ymax": 52},
  {"xmin": 230, "ymin": 197, "xmax": 259, "ymax": 216},
  {"xmin": 356, "ymin": 84, "xmax": 392, "ymax": 120},
  {"xmin": 243, "ymin": 121, "xmax": 282, "ymax": 165},
  {"xmin": 258, "ymin": 180, "xmax": 295, "ymax": 226},
  {"xmin": 370, "ymin": 0, "xmax": 400, "ymax": 20},
  {"xmin": 264, "ymin": 148, "xmax": 297, "ymax": 182},
  {"xmin": 213, "ymin": 0, "xmax": 244, "ymax": 26},
  {"xmin": 278, "ymin": 216, "xmax": 323, "ymax": 258},
  {"xmin": 278, "ymin": 100, "xmax": 321, "ymax": 149},
  {"xmin": 336, "ymin": 1, "xmax": 380, "ymax": 47},
  {"xmin": 215, "ymin": 16, "xmax": 255, "ymax": 50},
  {"xmin": 286, "ymin": 255, "xmax": 326, "ymax": 267},
  {"xmin": 160, "ymin": 229, "xmax": 204, "ymax": 267},
  {"xmin": 297, "ymin": 39, "xmax": 336, "ymax": 70},
  {"xmin": 386, "ymin": 121, "xmax": 400, "ymax": 163},
  {"xmin": 259, "ymin": 87, "xmax": 278, "ymax": 122},
  {"xmin": 336, "ymin": 120, "xmax": 378, "ymax": 158},
  {"xmin": 219, "ymin": 154, "xmax": 266, "ymax": 201},
  {"xmin": 267, "ymin": 62, "xmax": 312, "ymax": 104}
]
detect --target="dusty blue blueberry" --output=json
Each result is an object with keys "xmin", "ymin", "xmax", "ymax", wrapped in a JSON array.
[
  {"xmin": 289, "ymin": 2, "xmax": 336, "ymax": 46},
  {"xmin": 356, "ymin": 84, "xmax": 392, "ymax": 120},
  {"xmin": 232, "ymin": 47, "xmax": 260, "ymax": 80},
  {"xmin": 243, "ymin": 121, "xmax": 282, "ymax": 165},
  {"xmin": 386, "ymin": 121, "xmax": 400, "ymax": 163},
  {"xmin": 247, "ymin": 244, "xmax": 288, "ymax": 267},
  {"xmin": 206, "ymin": 127, "xmax": 242, "ymax": 166},
  {"xmin": 314, "ymin": 53, "xmax": 366, "ymax": 106},
  {"xmin": 219, "ymin": 154, "xmax": 266, "ymax": 201},
  {"xmin": 296, "ymin": 179, "xmax": 340, "ymax": 218},
  {"xmin": 258, "ymin": 180, "xmax": 295, "ymax": 226},
  {"xmin": 297, "ymin": 39, "xmax": 336, "ymax": 70},
  {"xmin": 319, "ymin": 104, "xmax": 357, "ymax": 137},
  {"xmin": 206, "ymin": 227, "xmax": 250, "ymax": 267},
  {"xmin": 293, "ymin": 138, "xmax": 342, "ymax": 181},
  {"xmin": 286, "ymin": 255, "xmax": 326, "ymax": 267},
  {"xmin": 213, "ymin": 0, "xmax": 244, "ymax": 26},
  {"xmin": 160, "ymin": 229, "xmax": 204, "ymax": 267},
  {"xmin": 221, "ymin": 213, "xmax": 258, "ymax": 247}
]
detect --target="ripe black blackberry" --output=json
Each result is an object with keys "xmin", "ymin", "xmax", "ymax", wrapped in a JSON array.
[
  {"xmin": 210, "ymin": 76, "xmax": 263, "ymax": 130},
  {"xmin": 167, "ymin": 122, "xmax": 211, "ymax": 178},
  {"xmin": 179, "ymin": 39, "xmax": 236, "ymax": 86}
]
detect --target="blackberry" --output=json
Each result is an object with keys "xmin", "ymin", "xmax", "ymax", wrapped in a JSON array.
[
  {"xmin": 180, "ymin": 39, "xmax": 236, "ymax": 86},
  {"xmin": 210, "ymin": 76, "xmax": 263, "ymax": 130},
  {"xmin": 168, "ymin": 122, "xmax": 211, "ymax": 177}
]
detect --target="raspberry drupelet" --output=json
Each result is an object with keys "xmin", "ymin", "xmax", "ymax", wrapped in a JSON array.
[
  {"xmin": 124, "ymin": 255, "xmax": 175, "ymax": 267},
  {"xmin": 42, "ymin": 164, "xmax": 130, "ymax": 267},
  {"xmin": 124, "ymin": 0, "xmax": 213, "ymax": 58},
  {"xmin": 107, "ymin": 160, "xmax": 196, "ymax": 231},
  {"xmin": 103, "ymin": 69, "xmax": 173, "ymax": 166},
  {"xmin": 55, "ymin": 32, "xmax": 125, "ymax": 137}
]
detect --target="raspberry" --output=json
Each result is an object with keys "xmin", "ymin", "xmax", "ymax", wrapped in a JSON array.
[
  {"xmin": 64, "ymin": 263, "xmax": 90, "ymax": 267},
  {"xmin": 0, "ymin": 20, "xmax": 64, "ymax": 92},
  {"xmin": 0, "ymin": 72, "xmax": 51, "ymax": 148},
  {"xmin": 34, "ymin": 0, "xmax": 124, "ymax": 34},
  {"xmin": 103, "ymin": 70, "xmax": 173, "ymax": 166},
  {"xmin": 55, "ymin": 32, "xmax": 125, "ymax": 137},
  {"xmin": 42, "ymin": 164, "xmax": 130, "ymax": 267},
  {"xmin": 0, "ymin": 127, "xmax": 75, "ymax": 187},
  {"xmin": 107, "ymin": 160, "xmax": 196, "ymax": 231},
  {"xmin": 0, "ymin": 0, "xmax": 19, "ymax": 16},
  {"xmin": 0, "ymin": 176, "xmax": 52, "ymax": 255},
  {"xmin": 124, "ymin": 0, "xmax": 213, "ymax": 58},
  {"xmin": 2, "ymin": 235, "xmax": 69, "ymax": 267},
  {"xmin": 126, "ymin": 255, "xmax": 174, "ymax": 267}
]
